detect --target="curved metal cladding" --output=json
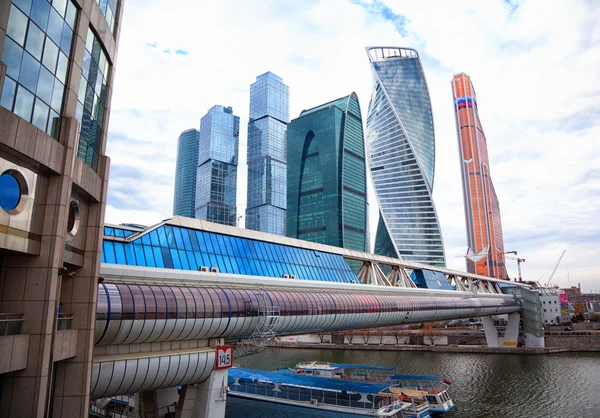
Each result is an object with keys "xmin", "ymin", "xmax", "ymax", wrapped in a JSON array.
[
  {"xmin": 452, "ymin": 74, "xmax": 507, "ymax": 279},
  {"xmin": 91, "ymin": 350, "xmax": 214, "ymax": 400},
  {"xmin": 366, "ymin": 47, "xmax": 446, "ymax": 267},
  {"xmin": 95, "ymin": 283, "xmax": 520, "ymax": 346}
]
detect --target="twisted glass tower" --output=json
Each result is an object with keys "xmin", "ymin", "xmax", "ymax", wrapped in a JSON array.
[{"xmin": 366, "ymin": 47, "xmax": 446, "ymax": 266}]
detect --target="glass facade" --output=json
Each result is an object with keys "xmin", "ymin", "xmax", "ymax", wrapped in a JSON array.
[
  {"xmin": 366, "ymin": 47, "xmax": 446, "ymax": 266},
  {"xmin": 452, "ymin": 73, "xmax": 507, "ymax": 279},
  {"xmin": 195, "ymin": 105, "xmax": 239, "ymax": 226},
  {"xmin": 0, "ymin": 0, "xmax": 77, "ymax": 139},
  {"xmin": 287, "ymin": 93, "xmax": 367, "ymax": 253},
  {"xmin": 94, "ymin": 0, "xmax": 118, "ymax": 33},
  {"xmin": 74, "ymin": 27, "xmax": 110, "ymax": 171},
  {"xmin": 101, "ymin": 223, "xmax": 356, "ymax": 282},
  {"xmin": 173, "ymin": 128, "xmax": 200, "ymax": 218},
  {"xmin": 245, "ymin": 72, "xmax": 289, "ymax": 235}
]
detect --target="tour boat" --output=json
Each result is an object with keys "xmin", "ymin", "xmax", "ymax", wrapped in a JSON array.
[
  {"xmin": 228, "ymin": 367, "xmax": 429, "ymax": 417},
  {"xmin": 279, "ymin": 361, "xmax": 455, "ymax": 414}
]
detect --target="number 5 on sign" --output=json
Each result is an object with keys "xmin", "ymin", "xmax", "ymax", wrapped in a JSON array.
[{"xmin": 216, "ymin": 346, "xmax": 233, "ymax": 370}]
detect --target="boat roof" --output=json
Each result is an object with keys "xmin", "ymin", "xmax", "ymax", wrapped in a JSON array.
[
  {"xmin": 230, "ymin": 368, "xmax": 395, "ymax": 394},
  {"xmin": 391, "ymin": 374, "xmax": 442, "ymax": 381},
  {"xmin": 332, "ymin": 363, "xmax": 397, "ymax": 372}
]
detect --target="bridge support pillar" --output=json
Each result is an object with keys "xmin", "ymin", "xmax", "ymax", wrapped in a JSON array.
[
  {"xmin": 176, "ymin": 369, "xmax": 228, "ymax": 418},
  {"xmin": 138, "ymin": 387, "xmax": 179, "ymax": 418},
  {"xmin": 482, "ymin": 312, "xmax": 520, "ymax": 348}
]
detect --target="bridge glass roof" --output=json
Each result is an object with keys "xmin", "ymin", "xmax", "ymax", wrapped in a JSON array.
[{"xmin": 101, "ymin": 223, "xmax": 356, "ymax": 283}]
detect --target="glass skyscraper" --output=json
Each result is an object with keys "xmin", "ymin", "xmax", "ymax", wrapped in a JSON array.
[
  {"xmin": 173, "ymin": 128, "xmax": 200, "ymax": 218},
  {"xmin": 452, "ymin": 73, "xmax": 507, "ymax": 279},
  {"xmin": 287, "ymin": 93, "xmax": 368, "ymax": 253},
  {"xmin": 365, "ymin": 47, "xmax": 446, "ymax": 266},
  {"xmin": 195, "ymin": 105, "xmax": 239, "ymax": 226},
  {"xmin": 245, "ymin": 72, "xmax": 289, "ymax": 235}
]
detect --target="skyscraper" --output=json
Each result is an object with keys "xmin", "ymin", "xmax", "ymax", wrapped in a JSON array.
[
  {"xmin": 452, "ymin": 73, "xmax": 507, "ymax": 279},
  {"xmin": 196, "ymin": 105, "xmax": 239, "ymax": 226},
  {"xmin": 287, "ymin": 93, "xmax": 368, "ymax": 253},
  {"xmin": 365, "ymin": 47, "xmax": 446, "ymax": 267},
  {"xmin": 245, "ymin": 72, "xmax": 289, "ymax": 235},
  {"xmin": 0, "ymin": 0, "xmax": 123, "ymax": 415},
  {"xmin": 173, "ymin": 128, "xmax": 200, "ymax": 218}
]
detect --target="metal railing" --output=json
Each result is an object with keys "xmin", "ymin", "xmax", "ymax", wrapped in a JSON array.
[
  {"xmin": 57, "ymin": 313, "xmax": 73, "ymax": 331},
  {"xmin": 0, "ymin": 313, "xmax": 25, "ymax": 336}
]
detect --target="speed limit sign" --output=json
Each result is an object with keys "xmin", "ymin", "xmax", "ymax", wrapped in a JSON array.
[{"xmin": 215, "ymin": 346, "xmax": 233, "ymax": 370}]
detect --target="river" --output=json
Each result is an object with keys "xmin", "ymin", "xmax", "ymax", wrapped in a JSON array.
[{"xmin": 224, "ymin": 347, "xmax": 600, "ymax": 418}]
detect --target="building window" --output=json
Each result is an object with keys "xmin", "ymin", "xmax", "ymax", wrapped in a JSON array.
[
  {"xmin": 75, "ymin": 27, "xmax": 109, "ymax": 171},
  {"xmin": 95, "ymin": 0, "xmax": 117, "ymax": 33},
  {"xmin": 0, "ymin": 169, "xmax": 28, "ymax": 214},
  {"xmin": 0, "ymin": 0, "xmax": 77, "ymax": 139}
]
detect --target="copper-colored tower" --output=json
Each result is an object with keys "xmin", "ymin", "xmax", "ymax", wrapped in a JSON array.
[{"xmin": 452, "ymin": 73, "xmax": 508, "ymax": 279}]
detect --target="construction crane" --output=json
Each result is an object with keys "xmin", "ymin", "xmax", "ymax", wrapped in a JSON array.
[
  {"xmin": 545, "ymin": 250, "xmax": 566, "ymax": 287},
  {"xmin": 503, "ymin": 251, "xmax": 525, "ymax": 282}
]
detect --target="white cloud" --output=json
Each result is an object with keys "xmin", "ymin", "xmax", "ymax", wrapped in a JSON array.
[{"xmin": 105, "ymin": 0, "xmax": 600, "ymax": 291}]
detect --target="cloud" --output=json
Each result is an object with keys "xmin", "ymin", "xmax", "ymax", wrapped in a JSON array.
[{"xmin": 105, "ymin": 0, "xmax": 600, "ymax": 292}]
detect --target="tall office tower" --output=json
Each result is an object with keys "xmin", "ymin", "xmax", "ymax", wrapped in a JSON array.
[
  {"xmin": 245, "ymin": 72, "xmax": 289, "ymax": 235},
  {"xmin": 0, "ymin": 0, "xmax": 123, "ymax": 416},
  {"xmin": 287, "ymin": 93, "xmax": 368, "ymax": 253},
  {"xmin": 173, "ymin": 128, "xmax": 200, "ymax": 218},
  {"xmin": 196, "ymin": 105, "xmax": 239, "ymax": 226},
  {"xmin": 365, "ymin": 47, "xmax": 446, "ymax": 267},
  {"xmin": 452, "ymin": 73, "xmax": 507, "ymax": 279}
]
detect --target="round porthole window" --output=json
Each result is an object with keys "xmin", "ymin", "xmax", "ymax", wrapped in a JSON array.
[
  {"xmin": 0, "ymin": 170, "xmax": 28, "ymax": 214},
  {"xmin": 67, "ymin": 200, "xmax": 80, "ymax": 237}
]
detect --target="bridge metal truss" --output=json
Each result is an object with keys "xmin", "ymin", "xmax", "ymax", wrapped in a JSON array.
[{"xmin": 355, "ymin": 260, "xmax": 510, "ymax": 295}]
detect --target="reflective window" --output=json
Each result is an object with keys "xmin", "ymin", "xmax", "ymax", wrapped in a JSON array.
[
  {"xmin": 75, "ymin": 27, "xmax": 110, "ymax": 171},
  {"xmin": 1, "ymin": 0, "xmax": 76, "ymax": 139}
]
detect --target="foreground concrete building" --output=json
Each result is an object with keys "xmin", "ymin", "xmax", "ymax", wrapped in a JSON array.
[{"xmin": 0, "ymin": 0, "xmax": 123, "ymax": 416}]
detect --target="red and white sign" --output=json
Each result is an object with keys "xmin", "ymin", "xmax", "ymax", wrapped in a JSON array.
[{"xmin": 215, "ymin": 346, "xmax": 233, "ymax": 370}]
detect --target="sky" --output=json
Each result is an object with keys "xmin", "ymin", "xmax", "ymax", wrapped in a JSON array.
[{"xmin": 104, "ymin": 0, "xmax": 600, "ymax": 292}]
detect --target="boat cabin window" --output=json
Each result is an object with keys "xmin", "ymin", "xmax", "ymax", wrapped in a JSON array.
[{"xmin": 426, "ymin": 395, "xmax": 438, "ymax": 404}]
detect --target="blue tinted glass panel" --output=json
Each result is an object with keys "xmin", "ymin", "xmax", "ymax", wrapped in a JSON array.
[
  {"xmin": 19, "ymin": 51, "xmax": 40, "ymax": 92},
  {"xmin": 0, "ymin": 77, "xmax": 17, "ymax": 110},
  {"xmin": 2, "ymin": 38, "xmax": 24, "ymax": 79},
  {"xmin": 30, "ymin": 0, "xmax": 51, "ymax": 32},
  {"xmin": 133, "ymin": 244, "xmax": 145, "ymax": 266},
  {"xmin": 114, "ymin": 242, "xmax": 126, "ymax": 264},
  {"xmin": 103, "ymin": 241, "xmax": 115, "ymax": 263},
  {"xmin": 143, "ymin": 246, "xmax": 155, "ymax": 267},
  {"xmin": 178, "ymin": 250, "xmax": 190, "ymax": 270},
  {"xmin": 153, "ymin": 247, "xmax": 164, "ymax": 267}
]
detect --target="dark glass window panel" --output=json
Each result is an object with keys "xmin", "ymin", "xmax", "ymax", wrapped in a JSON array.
[
  {"xmin": 91, "ymin": 39, "xmax": 101, "ymax": 63},
  {"xmin": 124, "ymin": 243, "xmax": 136, "ymax": 264},
  {"xmin": 30, "ymin": 0, "xmax": 51, "ymax": 32},
  {"xmin": 59, "ymin": 23, "xmax": 72, "ymax": 53},
  {"xmin": 103, "ymin": 241, "xmax": 116, "ymax": 263},
  {"xmin": 84, "ymin": 83, "xmax": 94, "ymax": 112},
  {"xmin": 52, "ymin": 0, "xmax": 67, "ymax": 16},
  {"xmin": 19, "ymin": 51, "xmax": 40, "ymax": 92},
  {"xmin": 114, "ymin": 242, "xmax": 126, "ymax": 264},
  {"xmin": 32, "ymin": 99, "xmax": 49, "ymax": 130},
  {"xmin": 46, "ymin": 7, "xmax": 63, "ymax": 44},
  {"xmin": 153, "ymin": 286, "xmax": 167, "ymax": 320},
  {"xmin": 178, "ymin": 250, "xmax": 190, "ymax": 270},
  {"xmin": 180, "ymin": 228, "xmax": 192, "ymax": 250},
  {"xmin": 0, "ymin": 77, "xmax": 17, "ymax": 110},
  {"xmin": 7, "ymin": 5, "xmax": 28, "ymax": 46},
  {"xmin": 140, "ymin": 233, "xmax": 151, "ymax": 245},
  {"xmin": 152, "ymin": 247, "xmax": 164, "ymax": 267},
  {"xmin": 209, "ymin": 234, "xmax": 220, "ymax": 255},
  {"xmin": 173, "ymin": 227, "xmax": 184, "ymax": 249},
  {"xmin": 133, "ymin": 243, "xmax": 145, "ymax": 266},
  {"xmin": 149, "ymin": 230, "xmax": 160, "ymax": 246},
  {"xmin": 2, "ymin": 38, "xmax": 24, "ymax": 80},
  {"xmin": 169, "ymin": 249, "xmax": 181, "ymax": 269},
  {"xmin": 188, "ymin": 229, "xmax": 200, "ymax": 251},
  {"xmin": 35, "ymin": 65, "xmax": 54, "ymax": 103},
  {"xmin": 50, "ymin": 79, "xmax": 63, "ymax": 112},
  {"xmin": 65, "ymin": 1, "xmax": 76, "ymax": 29},
  {"xmin": 14, "ymin": 0, "xmax": 33, "ymax": 15},
  {"xmin": 14, "ymin": 85, "xmax": 34, "ymax": 120},
  {"xmin": 157, "ymin": 226, "xmax": 168, "ymax": 247},
  {"xmin": 201, "ymin": 232, "xmax": 213, "ymax": 253},
  {"xmin": 143, "ymin": 246, "xmax": 155, "ymax": 267},
  {"xmin": 42, "ymin": 37, "xmax": 59, "ymax": 72}
]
